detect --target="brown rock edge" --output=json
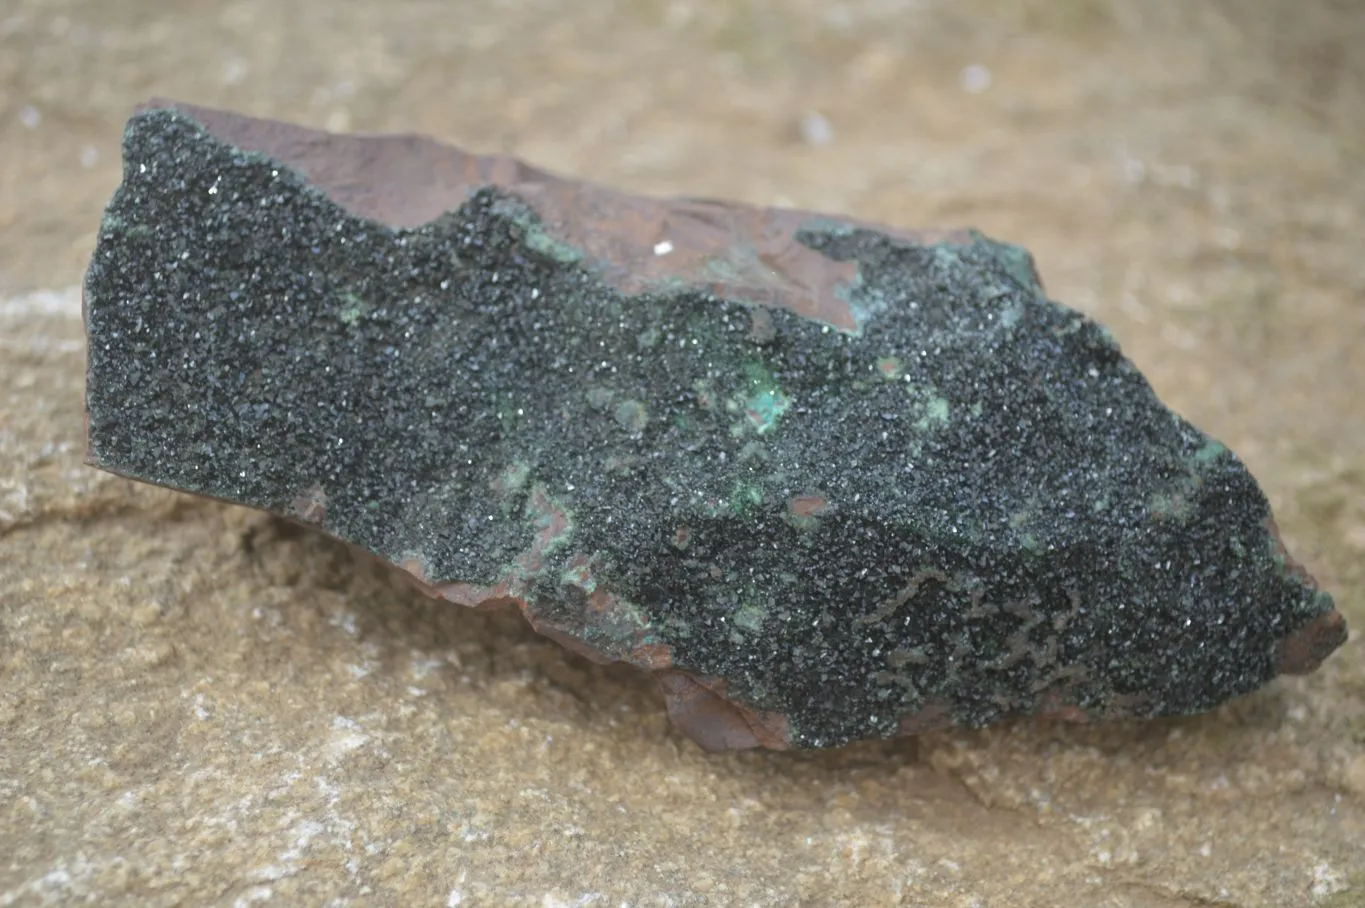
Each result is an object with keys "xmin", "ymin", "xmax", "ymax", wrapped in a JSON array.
[{"xmin": 135, "ymin": 98, "xmax": 978, "ymax": 332}]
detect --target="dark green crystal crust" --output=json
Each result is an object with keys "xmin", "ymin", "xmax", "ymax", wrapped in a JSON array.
[{"xmin": 85, "ymin": 109, "xmax": 1338, "ymax": 748}]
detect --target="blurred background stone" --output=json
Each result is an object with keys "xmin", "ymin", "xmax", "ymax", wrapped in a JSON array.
[{"xmin": 2, "ymin": 1, "xmax": 1363, "ymax": 904}]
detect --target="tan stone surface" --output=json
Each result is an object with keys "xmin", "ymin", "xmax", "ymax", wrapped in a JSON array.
[{"xmin": 2, "ymin": 1, "xmax": 1363, "ymax": 905}]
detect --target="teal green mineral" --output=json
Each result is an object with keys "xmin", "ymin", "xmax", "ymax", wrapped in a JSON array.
[{"xmin": 83, "ymin": 101, "xmax": 1346, "ymax": 751}]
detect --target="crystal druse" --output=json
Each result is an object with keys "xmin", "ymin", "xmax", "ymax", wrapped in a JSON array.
[{"xmin": 83, "ymin": 100, "xmax": 1346, "ymax": 750}]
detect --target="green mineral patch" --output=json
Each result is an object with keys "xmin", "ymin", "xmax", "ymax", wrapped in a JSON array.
[
  {"xmin": 560, "ymin": 561, "xmax": 657, "ymax": 655},
  {"xmin": 981, "ymin": 234, "xmax": 1043, "ymax": 293},
  {"xmin": 931, "ymin": 242, "xmax": 965, "ymax": 274},
  {"xmin": 338, "ymin": 290, "xmax": 367, "ymax": 325},
  {"xmin": 1052, "ymin": 317, "xmax": 1085, "ymax": 338},
  {"xmin": 904, "ymin": 382, "xmax": 952, "ymax": 430},
  {"xmin": 491, "ymin": 461, "xmax": 531, "ymax": 498},
  {"xmin": 1148, "ymin": 467, "xmax": 1208, "ymax": 521},
  {"xmin": 636, "ymin": 326, "xmax": 662, "ymax": 350},
  {"xmin": 903, "ymin": 382, "xmax": 951, "ymax": 430},
  {"xmin": 797, "ymin": 216, "xmax": 858, "ymax": 239},
  {"xmin": 1194, "ymin": 439, "xmax": 1227, "ymax": 465},
  {"xmin": 493, "ymin": 197, "xmax": 584, "ymax": 264},
  {"xmin": 733, "ymin": 602, "xmax": 767, "ymax": 633},
  {"xmin": 838, "ymin": 269, "xmax": 889, "ymax": 334},
  {"xmin": 744, "ymin": 390, "xmax": 789, "ymax": 433},
  {"xmin": 1148, "ymin": 489, "xmax": 1193, "ymax": 520},
  {"xmin": 729, "ymin": 481, "xmax": 764, "ymax": 516},
  {"xmin": 561, "ymin": 561, "xmax": 597, "ymax": 593},
  {"xmin": 101, "ymin": 213, "xmax": 156, "ymax": 240},
  {"xmin": 614, "ymin": 399, "xmax": 648, "ymax": 435},
  {"xmin": 917, "ymin": 395, "xmax": 950, "ymax": 429},
  {"xmin": 586, "ymin": 387, "xmax": 614, "ymax": 410},
  {"xmin": 998, "ymin": 296, "xmax": 1025, "ymax": 329},
  {"xmin": 603, "ymin": 453, "xmax": 640, "ymax": 475},
  {"xmin": 524, "ymin": 225, "xmax": 583, "ymax": 264},
  {"xmin": 737, "ymin": 361, "xmax": 790, "ymax": 434},
  {"xmin": 737, "ymin": 440, "xmax": 767, "ymax": 462}
]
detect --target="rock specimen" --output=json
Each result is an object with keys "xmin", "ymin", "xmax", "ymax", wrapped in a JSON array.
[{"xmin": 83, "ymin": 100, "xmax": 1346, "ymax": 751}]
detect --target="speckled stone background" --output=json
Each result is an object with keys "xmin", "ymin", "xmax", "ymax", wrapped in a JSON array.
[{"xmin": 2, "ymin": 1, "xmax": 1363, "ymax": 905}]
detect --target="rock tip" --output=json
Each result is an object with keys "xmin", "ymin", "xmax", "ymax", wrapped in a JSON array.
[{"xmin": 1276, "ymin": 600, "xmax": 1348, "ymax": 676}]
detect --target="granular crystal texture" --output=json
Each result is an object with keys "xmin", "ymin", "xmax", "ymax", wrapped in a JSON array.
[{"xmin": 82, "ymin": 100, "xmax": 1346, "ymax": 750}]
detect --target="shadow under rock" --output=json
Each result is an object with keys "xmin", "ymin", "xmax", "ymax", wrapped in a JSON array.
[
  {"xmin": 243, "ymin": 512, "xmax": 670, "ymax": 730},
  {"xmin": 245, "ymin": 511, "xmax": 1322, "ymax": 794}
]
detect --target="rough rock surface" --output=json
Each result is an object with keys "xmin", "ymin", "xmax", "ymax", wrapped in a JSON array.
[{"xmin": 83, "ymin": 102, "xmax": 1343, "ymax": 751}]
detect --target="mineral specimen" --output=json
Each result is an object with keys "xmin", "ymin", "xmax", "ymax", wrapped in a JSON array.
[{"xmin": 83, "ymin": 100, "xmax": 1346, "ymax": 751}]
